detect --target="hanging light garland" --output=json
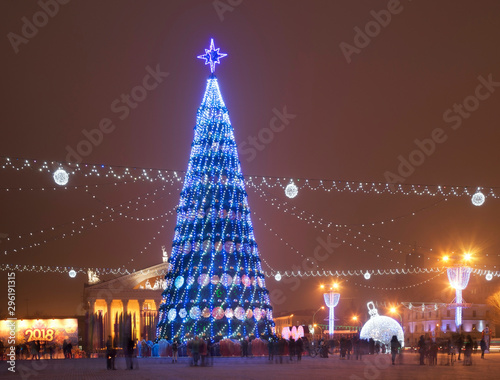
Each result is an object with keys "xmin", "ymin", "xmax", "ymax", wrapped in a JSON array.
[
  {"xmin": 1, "ymin": 156, "xmax": 498, "ymax": 200},
  {"xmin": 2, "ymin": 185, "xmax": 180, "ymax": 255},
  {"xmin": 3, "ymin": 264, "xmax": 497, "ymax": 282},
  {"xmin": 345, "ymin": 271, "xmax": 446, "ymax": 291},
  {"xmin": 251, "ymin": 184, "xmax": 433, "ymax": 255}
]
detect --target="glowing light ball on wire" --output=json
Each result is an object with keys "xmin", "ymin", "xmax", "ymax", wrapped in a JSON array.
[
  {"xmin": 275, "ymin": 272, "xmax": 282, "ymax": 281},
  {"xmin": 53, "ymin": 168, "xmax": 69, "ymax": 186},
  {"xmin": 68, "ymin": 269, "xmax": 77, "ymax": 278},
  {"xmin": 471, "ymin": 190, "xmax": 485, "ymax": 206},
  {"xmin": 364, "ymin": 271, "xmax": 371, "ymax": 280},
  {"xmin": 285, "ymin": 181, "xmax": 298, "ymax": 198},
  {"xmin": 360, "ymin": 301, "xmax": 404, "ymax": 348},
  {"xmin": 486, "ymin": 272, "xmax": 493, "ymax": 281}
]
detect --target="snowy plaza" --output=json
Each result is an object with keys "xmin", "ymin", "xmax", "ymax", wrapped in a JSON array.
[{"xmin": 2, "ymin": 353, "xmax": 500, "ymax": 380}]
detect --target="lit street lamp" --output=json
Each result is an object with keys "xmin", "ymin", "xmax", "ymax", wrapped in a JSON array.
[
  {"xmin": 313, "ymin": 323, "xmax": 323, "ymax": 337},
  {"xmin": 444, "ymin": 253, "xmax": 473, "ymax": 330},
  {"xmin": 389, "ymin": 306, "xmax": 403, "ymax": 333},
  {"xmin": 322, "ymin": 283, "xmax": 340, "ymax": 338}
]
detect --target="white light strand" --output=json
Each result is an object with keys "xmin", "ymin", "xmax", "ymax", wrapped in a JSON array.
[
  {"xmin": 0, "ymin": 179, "xmax": 140, "ymax": 192},
  {"xmin": 251, "ymin": 184, "xmax": 433, "ymax": 262},
  {"xmin": 270, "ymin": 267, "xmax": 444, "ymax": 278},
  {"xmin": 252, "ymin": 211, "xmax": 320, "ymax": 269},
  {"xmin": 2, "ymin": 186, "xmax": 180, "ymax": 255},
  {"xmin": 1, "ymin": 156, "xmax": 498, "ymax": 199},
  {"xmin": 5, "ymin": 265, "xmax": 497, "ymax": 282},
  {"xmin": 345, "ymin": 271, "xmax": 446, "ymax": 291}
]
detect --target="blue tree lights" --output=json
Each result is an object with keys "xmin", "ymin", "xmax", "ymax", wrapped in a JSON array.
[{"xmin": 156, "ymin": 40, "xmax": 275, "ymax": 342}]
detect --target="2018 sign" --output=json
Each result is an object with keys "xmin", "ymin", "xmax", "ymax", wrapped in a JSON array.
[{"xmin": 25, "ymin": 327, "xmax": 55, "ymax": 342}]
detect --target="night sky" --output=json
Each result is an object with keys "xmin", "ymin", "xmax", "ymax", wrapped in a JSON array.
[{"xmin": 1, "ymin": 0, "xmax": 500, "ymax": 324}]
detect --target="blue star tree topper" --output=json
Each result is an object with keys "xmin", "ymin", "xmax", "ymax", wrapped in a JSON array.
[{"xmin": 197, "ymin": 38, "xmax": 227, "ymax": 73}]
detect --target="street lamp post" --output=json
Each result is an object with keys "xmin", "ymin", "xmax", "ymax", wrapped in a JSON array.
[
  {"xmin": 389, "ymin": 307, "xmax": 404, "ymax": 335},
  {"xmin": 323, "ymin": 283, "xmax": 340, "ymax": 338},
  {"xmin": 444, "ymin": 253, "xmax": 473, "ymax": 330},
  {"xmin": 313, "ymin": 324, "xmax": 323, "ymax": 338},
  {"xmin": 312, "ymin": 306, "xmax": 324, "ymax": 326}
]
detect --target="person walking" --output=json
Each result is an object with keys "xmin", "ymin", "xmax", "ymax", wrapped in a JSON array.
[
  {"xmin": 191, "ymin": 336, "xmax": 200, "ymax": 366},
  {"xmin": 66, "ymin": 341, "xmax": 72, "ymax": 359},
  {"xmin": 296, "ymin": 337, "xmax": 303, "ymax": 361},
  {"xmin": 480, "ymin": 338, "xmax": 487, "ymax": 359},
  {"xmin": 418, "ymin": 335, "xmax": 425, "ymax": 365},
  {"xmin": 106, "ymin": 336, "xmax": 116, "ymax": 370},
  {"xmin": 457, "ymin": 334, "xmax": 464, "ymax": 361},
  {"xmin": 30, "ymin": 340, "xmax": 38, "ymax": 361},
  {"xmin": 289, "ymin": 337, "xmax": 295, "ymax": 361},
  {"xmin": 390, "ymin": 335, "xmax": 401, "ymax": 365},
  {"xmin": 125, "ymin": 338, "xmax": 135, "ymax": 369},
  {"xmin": 241, "ymin": 337, "xmax": 249, "ymax": 358},
  {"xmin": 171, "ymin": 339, "xmax": 178, "ymax": 363},
  {"xmin": 267, "ymin": 339, "xmax": 274, "ymax": 361}
]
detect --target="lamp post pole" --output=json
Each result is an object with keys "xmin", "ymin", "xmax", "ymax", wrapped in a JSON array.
[
  {"xmin": 312, "ymin": 307, "xmax": 325, "ymax": 340},
  {"xmin": 313, "ymin": 306, "xmax": 324, "ymax": 327}
]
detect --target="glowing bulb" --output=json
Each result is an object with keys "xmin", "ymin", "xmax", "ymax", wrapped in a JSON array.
[
  {"xmin": 364, "ymin": 271, "xmax": 371, "ymax": 280},
  {"xmin": 464, "ymin": 253, "xmax": 472, "ymax": 261},
  {"xmin": 275, "ymin": 272, "xmax": 282, "ymax": 281},
  {"xmin": 53, "ymin": 168, "xmax": 69, "ymax": 186},
  {"xmin": 285, "ymin": 181, "xmax": 298, "ymax": 198},
  {"xmin": 471, "ymin": 191, "xmax": 485, "ymax": 206},
  {"xmin": 68, "ymin": 269, "xmax": 76, "ymax": 278},
  {"xmin": 442, "ymin": 256, "xmax": 449, "ymax": 262},
  {"xmin": 486, "ymin": 273, "xmax": 493, "ymax": 281}
]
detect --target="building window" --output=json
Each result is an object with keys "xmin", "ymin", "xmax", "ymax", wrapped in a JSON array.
[
  {"xmin": 446, "ymin": 324, "xmax": 450, "ymax": 331},
  {"xmin": 472, "ymin": 324, "xmax": 476, "ymax": 331},
  {"xmin": 473, "ymin": 310, "xmax": 476, "ymax": 317},
  {"xmin": 447, "ymin": 310, "xmax": 450, "ymax": 317},
  {"xmin": 429, "ymin": 312, "xmax": 431, "ymax": 318},
  {"xmin": 486, "ymin": 310, "xmax": 490, "ymax": 318}
]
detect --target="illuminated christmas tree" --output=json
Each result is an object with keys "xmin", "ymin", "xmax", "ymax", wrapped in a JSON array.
[{"xmin": 156, "ymin": 39, "xmax": 275, "ymax": 341}]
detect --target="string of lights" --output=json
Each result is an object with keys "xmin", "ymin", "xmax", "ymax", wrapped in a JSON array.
[
  {"xmin": 0, "ymin": 180, "xmax": 137, "ymax": 192},
  {"xmin": 251, "ymin": 184, "xmax": 433, "ymax": 257},
  {"xmin": 272, "ymin": 267, "xmax": 444, "ymax": 278},
  {"xmin": 0, "ymin": 156, "xmax": 183, "ymax": 186},
  {"xmin": 251, "ymin": 211, "xmax": 321, "ymax": 270},
  {"xmin": 2, "ymin": 264, "xmax": 496, "ymax": 280},
  {"xmin": 2, "ymin": 185, "xmax": 180, "ymax": 255},
  {"xmin": 0, "ymin": 156, "xmax": 495, "ymax": 203},
  {"xmin": 4, "ymin": 185, "xmax": 167, "ymax": 241},
  {"xmin": 345, "ymin": 271, "xmax": 446, "ymax": 291}
]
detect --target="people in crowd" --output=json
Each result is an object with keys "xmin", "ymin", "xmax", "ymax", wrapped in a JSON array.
[
  {"xmin": 480, "ymin": 337, "xmax": 487, "ymax": 359},
  {"xmin": 288, "ymin": 337, "xmax": 295, "ymax": 361},
  {"xmin": 267, "ymin": 338, "xmax": 274, "ymax": 361},
  {"xmin": 390, "ymin": 335, "xmax": 401, "ymax": 365},
  {"xmin": 296, "ymin": 337, "xmax": 303, "ymax": 361},
  {"xmin": 106, "ymin": 335, "xmax": 116, "ymax": 370},
  {"xmin": 171, "ymin": 339, "xmax": 178, "ymax": 363},
  {"xmin": 418, "ymin": 335, "xmax": 425, "ymax": 365},
  {"xmin": 241, "ymin": 337, "xmax": 249, "ymax": 358}
]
